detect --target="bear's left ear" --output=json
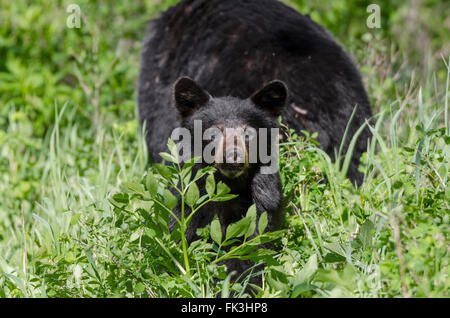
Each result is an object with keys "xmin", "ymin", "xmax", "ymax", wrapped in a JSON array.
[
  {"xmin": 174, "ymin": 77, "xmax": 211, "ymax": 118},
  {"xmin": 250, "ymin": 80, "xmax": 288, "ymax": 117}
]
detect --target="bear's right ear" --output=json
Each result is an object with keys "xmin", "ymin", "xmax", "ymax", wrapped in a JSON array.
[
  {"xmin": 174, "ymin": 77, "xmax": 211, "ymax": 118},
  {"xmin": 250, "ymin": 80, "xmax": 288, "ymax": 117}
]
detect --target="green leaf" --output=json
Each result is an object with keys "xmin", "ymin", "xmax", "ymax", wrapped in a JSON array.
[
  {"xmin": 135, "ymin": 282, "xmax": 145, "ymax": 294},
  {"xmin": 145, "ymin": 227, "xmax": 157, "ymax": 238},
  {"xmin": 64, "ymin": 251, "xmax": 76, "ymax": 263},
  {"xmin": 163, "ymin": 189, "xmax": 178, "ymax": 210},
  {"xmin": 130, "ymin": 229, "xmax": 141, "ymax": 242},
  {"xmin": 225, "ymin": 217, "xmax": 251, "ymax": 240},
  {"xmin": 359, "ymin": 219, "xmax": 374, "ymax": 249},
  {"xmin": 240, "ymin": 248, "xmax": 276, "ymax": 261},
  {"xmin": 293, "ymin": 254, "xmax": 318, "ymax": 285},
  {"xmin": 146, "ymin": 172, "xmax": 160, "ymax": 196},
  {"xmin": 4, "ymin": 274, "xmax": 27, "ymax": 297},
  {"xmin": 438, "ymin": 164, "xmax": 447, "ymax": 179},
  {"xmin": 211, "ymin": 194, "xmax": 238, "ymax": 202},
  {"xmin": 85, "ymin": 250, "xmax": 102, "ymax": 283},
  {"xmin": 182, "ymin": 170, "xmax": 192, "ymax": 187},
  {"xmin": 196, "ymin": 194, "xmax": 209, "ymax": 206},
  {"xmin": 186, "ymin": 182, "xmax": 200, "ymax": 207},
  {"xmin": 167, "ymin": 139, "xmax": 181, "ymax": 161},
  {"xmin": 70, "ymin": 213, "xmax": 81, "ymax": 226},
  {"xmin": 196, "ymin": 225, "xmax": 210, "ymax": 240},
  {"xmin": 206, "ymin": 174, "xmax": 215, "ymax": 197},
  {"xmin": 221, "ymin": 272, "xmax": 234, "ymax": 298},
  {"xmin": 210, "ymin": 217, "xmax": 222, "ymax": 244},
  {"xmin": 393, "ymin": 180, "xmax": 403, "ymax": 189},
  {"xmin": 247, "ymin": 230, "xmax": 285, "ymax": 245},
  {"xmin": 112, "ymin": 193, "xmax": 129, "ymax": 204},
  {"xmin": 216, "ymin": 181, "xmax": 231, "ymax": 196},
  {"xmin": 159, "ymin": 152, "xmax": 176, "ymax": 163},
  {"xmin": 291, "ymin": 283, "xmax": 316, "ymax": 298},
  {"xmin": 258, "ymin": 211, "xmax": 268, "ymax": 235},
  {"xmin": 124, "ymin": 182, "xmax": 147, "ymax": 198},
  {"xmin": 323, "ymin": 242, "xmax": 346, "ymax": 258},
  {"xmin": 220, "ymin": 238, "xmax": 240, "ymax": 247},
  {"xmin": 315, "ymin": 265, "xmax": 357, "ymax": 292},
  {"xmin": 444, "ymin": 135, "xmax": 450, "ymax": 145},
  {"xmin": 155, "ymin": 164, "xmax": 175, "ymax": 180},
  {"xmin": 323, "ymin": 252, "xmax": 346, "ymax": 263},
  {"xmin": 244, "ymin": 205, "xmax": 257, "ymax": 239}
]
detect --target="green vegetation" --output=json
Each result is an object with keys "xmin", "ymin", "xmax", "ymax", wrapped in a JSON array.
[{"xmin": 0, "ymin": 0, "xmax": 448, "ymax": 297}]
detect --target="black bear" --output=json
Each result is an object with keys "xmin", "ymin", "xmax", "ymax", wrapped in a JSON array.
[{"xmin": 138, "ymin": 0, "xmax": 372, "ymax": 286}]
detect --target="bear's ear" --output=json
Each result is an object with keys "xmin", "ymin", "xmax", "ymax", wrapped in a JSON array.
[
  {"xmin": 174, "ymin": 77, "xmax": 211, "ymax": 118},
  {"xmin": 250, "ymin": 80, "xmax": 288, "ymax": 117}
]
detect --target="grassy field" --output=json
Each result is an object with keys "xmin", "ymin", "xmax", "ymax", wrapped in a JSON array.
[{"xmin": 0, "ymin": 0, "xmax": 448, "ymax": 298}]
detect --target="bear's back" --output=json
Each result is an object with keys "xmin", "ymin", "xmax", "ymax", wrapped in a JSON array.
[{"xmin": 141, "ymin": 0, "xmax": 345, "ymax": 95}]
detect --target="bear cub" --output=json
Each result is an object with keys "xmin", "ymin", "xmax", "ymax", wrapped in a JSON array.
[
  {"xmin": 170, "ymin": 77, "xmax": 285, "ymax": 242},
  {"xmin": 170, "ymin": 77, "xmax": 285, "ymax": 285}
]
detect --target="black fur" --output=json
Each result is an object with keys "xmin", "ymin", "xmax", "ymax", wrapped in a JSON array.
[
  {"xmin": 138, "ymin": 0, "xmax": 372, "ymax": 287},
  {"xmin": 139, "ymin": 0, "xmax": 372, "ymax": 183}
]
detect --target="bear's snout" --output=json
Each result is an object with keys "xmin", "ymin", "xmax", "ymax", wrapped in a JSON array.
[{"xmin": 213, "ymin": 127, "xmax": 249, "ymax": 178}]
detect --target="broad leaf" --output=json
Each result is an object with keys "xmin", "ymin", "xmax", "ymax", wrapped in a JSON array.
[
  {"xmin": 186, "ymin": 182, "xmax": 200, "ymax": 207},
  {"xmin": 210, "ymin": 217, "xmax": 222, "ymax": 244}
]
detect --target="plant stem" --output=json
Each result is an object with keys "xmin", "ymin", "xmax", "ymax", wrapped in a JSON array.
[{"xmin": 180, "ymin": 190, "xmax": 190, "ymax": 274}]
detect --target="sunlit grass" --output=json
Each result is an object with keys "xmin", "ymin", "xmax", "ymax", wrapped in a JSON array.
[{"xmin": 0, "ymin": 0, "xmax": 448, "ymax": 298}]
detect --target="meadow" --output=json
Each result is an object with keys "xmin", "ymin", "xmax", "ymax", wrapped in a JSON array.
[{"xmin": 0, "ymin": 0, "xmax": 448, "ymax": 297}]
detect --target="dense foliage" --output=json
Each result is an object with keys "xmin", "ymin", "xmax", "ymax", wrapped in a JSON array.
[{"xmin": 0, "ymin": 0, "xmax": 448, "ymax": 297}]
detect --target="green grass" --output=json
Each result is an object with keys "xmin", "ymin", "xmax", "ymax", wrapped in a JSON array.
[{"xmin": 0, "ymin": 0, "xmax": 448, "ymax": 297}]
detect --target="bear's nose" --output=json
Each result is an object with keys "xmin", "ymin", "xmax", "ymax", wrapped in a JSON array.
[{"xmin": 224, "ymin": 147, "xmax": 245, "ymax": 164}]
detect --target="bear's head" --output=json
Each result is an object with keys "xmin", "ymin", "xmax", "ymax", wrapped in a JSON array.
[{"xmin": 171, "ymin": 77, "xmax": 288, "ymax": 180}]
